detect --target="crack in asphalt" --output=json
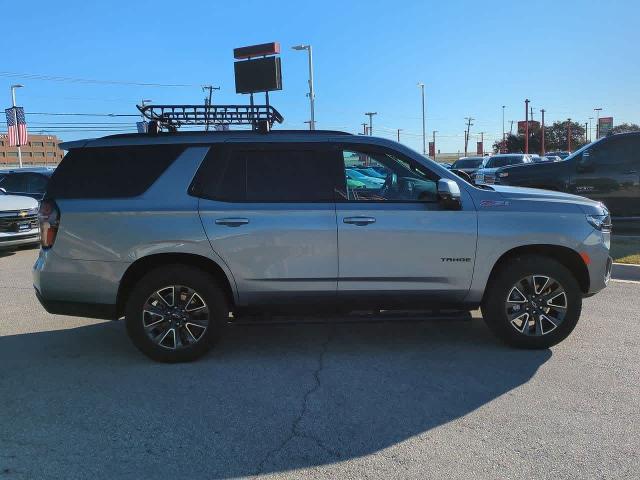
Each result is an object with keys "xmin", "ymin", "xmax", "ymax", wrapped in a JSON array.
[{"xmin": 254, "ymin": 325, "xmax": 338, "ymax": 475}]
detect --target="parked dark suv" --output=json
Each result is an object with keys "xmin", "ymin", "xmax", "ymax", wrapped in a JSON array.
[{"xmin": 497, "ymin": 132, "xmax": 640, "ymax": 217}]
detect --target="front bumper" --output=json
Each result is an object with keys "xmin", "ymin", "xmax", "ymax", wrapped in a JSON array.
[
  {"xmin": 582, "ymin": 229, "xmax": 612, "ymax": 295},
  {"xmin": 0, "ymin": 228, "xmax": 40, "ymax": 248}
]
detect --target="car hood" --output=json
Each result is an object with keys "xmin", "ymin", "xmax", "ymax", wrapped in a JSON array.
[
  {"xmin": 0, "ymin": 194, "xmax": 38, "ymax": 211},
  {"xmin": 491, "ymin": 185, "xmax": 606, "ymax": 215}
]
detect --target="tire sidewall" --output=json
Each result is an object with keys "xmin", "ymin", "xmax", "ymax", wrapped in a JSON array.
[
  {"xmin": 482, "ymin": 255, "xmax": 582, "ymax": 349},
  {"xmin": 125, "ymin": 265, "xmax": 227, "ymax": 362}
]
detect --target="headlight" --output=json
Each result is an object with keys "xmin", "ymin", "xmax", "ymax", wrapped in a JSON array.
[
  {"xmin": 498, "ymin": 172, "xmax": 509, "ymax": 178},
  {"xmin": 586, "ymin": 214, "xmax": 612, "ymax": 232}
]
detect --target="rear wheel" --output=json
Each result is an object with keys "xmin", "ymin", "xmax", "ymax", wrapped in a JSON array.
[
  {"xmin": 481, "ymin": 255, "xmax": 582, "ymax": 349},
  {"xmin": 125, "ymin": 265, "xmax": 227, "ymax": 362}
]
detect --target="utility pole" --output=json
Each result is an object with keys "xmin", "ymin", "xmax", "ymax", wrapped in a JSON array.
[
  {"xmin": 10, "ymin": 84, "xmax": 24, "ymax": 168},
  {"xmin": 524, "ymin": 99, "xmax": 530, "ymax": 154},
  {"xmin": 365, "ymin": 112, "xmax": 377, "ymax": 136},
  {"xmin": 417, "ymin": 83, "xmax": 426, "ymax": 155},
  {"xmin": 541, "ymin": 108, "xmax": 546, "ymax": 155},
  {"xmin": 202, "ymin": 85, "xmax": 220, "ymax": 131},
  {"xmin": 530, "ymin": 106, "xmax": 536, "ymax": 122},
  {"xmin": 432, "ymin": 130, "xmax": 438, "ymax": 160},
  {"xmin": 588, "ymin": 117, "xmax": 594, "ymax": 142},
  {"xmin": 567, "ymin": 118, "xmax": 572, "ymax": 152},
  {"xmin": 594, "ymin": 107, "xmax": 602, "ymax": 139},
  {"xmin": 397, "ymin": 129, "xmax": 402, "ymax": 142},
  {"xmin": 464, "ymin": 117, "xmax": 474, "ymax": 156}
]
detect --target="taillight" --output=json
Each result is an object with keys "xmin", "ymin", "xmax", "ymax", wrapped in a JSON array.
[{"xmin": 39, "ymin": 199, "xmax": 60, "ymax": 249}]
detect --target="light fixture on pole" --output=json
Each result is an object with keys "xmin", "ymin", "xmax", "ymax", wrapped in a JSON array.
[
  {"xmin": 292, "ymin": 44, "xmax": 316, "ymax": 130},
  {"xmin": 10, "ymin": 84, "xmax": 24, "ymax": 168},
  {"xmin": 417, "ymin": 82, "xmax": 426, "ymax": 155}
]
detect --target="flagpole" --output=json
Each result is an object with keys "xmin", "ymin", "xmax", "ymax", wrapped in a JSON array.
[{"xmin": 10, "ymin": 84, "xmax": 23, "ymax": 168}]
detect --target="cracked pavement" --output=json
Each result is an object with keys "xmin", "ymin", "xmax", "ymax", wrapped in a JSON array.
[{"xmin": 1, "ymin": 248, "xmax": 639, "ymax": 479}]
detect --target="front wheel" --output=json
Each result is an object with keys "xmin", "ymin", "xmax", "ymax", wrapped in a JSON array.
[
  {"xmin": 125, "ymin": 265, "xmax": 228, "ymax": 362},
  {"xmin": 481, "ymin": 255, "xmax": 582, "ymax": 349}
]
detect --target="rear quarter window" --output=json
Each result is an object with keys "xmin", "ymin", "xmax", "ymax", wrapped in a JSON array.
[{"xmin": 46, "ymin": 145, "xmax": 185, "ymax": 199}]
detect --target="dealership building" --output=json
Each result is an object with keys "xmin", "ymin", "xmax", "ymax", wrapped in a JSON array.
[{"xmin": 0, "ymin": 134, "xmax": 64, "ymax": 166}]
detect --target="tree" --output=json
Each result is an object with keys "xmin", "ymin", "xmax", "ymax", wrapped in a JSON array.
[
  {"xmin": 543, "ymin": 120, "xmax": 586, "ymax": 152},
  {"xmin": 493, "ymin": 120, "xmax": 587, "ymax": 154},
  {"xmin": 609, "ymin": 123, "xmax": 640, "ymax": 135}
]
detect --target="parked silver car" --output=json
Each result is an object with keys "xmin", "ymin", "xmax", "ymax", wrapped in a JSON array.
[{"xmin": 34, "ymin": 131, "xmax": 612, "ymax": 362}]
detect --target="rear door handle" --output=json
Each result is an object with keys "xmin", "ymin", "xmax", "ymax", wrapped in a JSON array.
[
  {"xmin": 215, "ymin": 217, "xmax": 249, "ymax": 227},
  {"xmin": 343, "ymin": 216, "xmax": 376, "ymax": 226}
]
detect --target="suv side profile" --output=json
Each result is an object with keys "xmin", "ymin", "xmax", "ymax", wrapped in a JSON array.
[{"xmin": 34, "ymin": 131, "xmax": 612, "ymax": 362}]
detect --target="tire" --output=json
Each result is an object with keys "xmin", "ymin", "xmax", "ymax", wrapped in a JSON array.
[
  {"xmin": 481, "ymin": 255, "xmax": 582, "ymax": 349},
  {"xmin": 125, "ymin": 265, "xmax": 228, "ymax": 362}
]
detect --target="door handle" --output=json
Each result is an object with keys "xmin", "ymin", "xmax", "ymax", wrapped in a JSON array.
[
  {"xmin": 215, "ymin": 217, "xmax": 249, "ymax": 227},
  {"xmin": 343, "ymin": 216, "xmax": 376, "ymax": 226}
]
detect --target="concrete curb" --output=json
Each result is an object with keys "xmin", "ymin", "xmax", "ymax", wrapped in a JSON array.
[{"xmin": 612, "ymin": 263, "xmax": 640, "ymax": 282}]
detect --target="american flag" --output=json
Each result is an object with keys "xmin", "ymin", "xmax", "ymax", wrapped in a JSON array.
[{"xmin": 5, "ymin": 107, "xmax": 28, "ymax": 147}]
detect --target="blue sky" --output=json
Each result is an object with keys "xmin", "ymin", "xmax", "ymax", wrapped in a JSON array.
[{"xmin": 2, "ymin": 0, "xmax": 639, "ymax": 153}]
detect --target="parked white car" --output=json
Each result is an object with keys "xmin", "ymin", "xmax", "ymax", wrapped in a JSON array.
[{"xmin": 0, "ymin": 189, "xmax": 40, "ymax": 248}]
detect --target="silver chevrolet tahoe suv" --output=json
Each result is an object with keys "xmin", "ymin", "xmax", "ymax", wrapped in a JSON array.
[{"xmin": 33, "ymin": 130, "xmax": 612, "ymax": 362}]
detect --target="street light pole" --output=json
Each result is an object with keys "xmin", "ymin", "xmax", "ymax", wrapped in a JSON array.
[
  {"xmin": 594, "ymin": 107, "xmax": 602, "ymax": 139},
  {"xmin": 10, "ymin": 84, "xmax": 24, "ymax": 168},
  {"xmin": 541, "ymin": 108, "xmax": 546, "ymax": 155},
  {"xmin": 588, "ymin": 117, "xmax": 594, "ymax": 142},
  {"xmin": 417, "ymin": 82, "xmax": 426, "ymax": 155},
  {"xmin": 365, "ymin": 112, "xmax": 377, "ymax": 136},
  {"xmin": 567, "ymin": 118, "xmax": 572, "ymax": 152},
  {"xmin": 502, "ymin": 105, "xmax": 505, "ymax": 143},
  {"xmin": 292, "ymin": 44, "xmax": 316, "ymax": 130},
  {"xmin": 397, "ymin": 129, "xmax": 402, "ymax": 142}
]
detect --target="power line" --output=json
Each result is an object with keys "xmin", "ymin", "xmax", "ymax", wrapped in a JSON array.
[{"xmin": 0, "ymin": 71, "xmax": 201, "ymax": 88}]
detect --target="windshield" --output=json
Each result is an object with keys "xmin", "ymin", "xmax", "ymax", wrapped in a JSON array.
[
  {"xmin": 453, "ymin": 158, "xmax": 483, "ymax": 168},
  {"xmin": 486, "ymin": 156, "xmax": 523, "ymax": 168}
]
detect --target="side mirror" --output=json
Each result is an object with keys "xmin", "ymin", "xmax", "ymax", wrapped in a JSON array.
[{"xmin": 437, "ymin": 178, "xmax": 462, "ymax": 210}]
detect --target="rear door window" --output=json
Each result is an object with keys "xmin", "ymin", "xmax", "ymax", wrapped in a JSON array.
[
  {"xmin": 46, "ymin": 145, "xmax": 185, "ymax": 199},
  {"xmin": 191, "ymin": 144, "xmax": 338, "ymax": 202}
]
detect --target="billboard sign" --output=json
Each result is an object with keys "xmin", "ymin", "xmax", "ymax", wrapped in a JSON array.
[
  {"xmin": 428, "ymin": 141, "xmax": 435, "ymax": 157},
  {"xmin": 598, "ymin": 117, "xmax": 613, "ymax": 138},
  {"xmin": 476, "ymin": 141, "xmax": 483, "ymax": 155},
  {"xmin": 234, "ymin": 56, "xmax": 283, "ymax": 94},
  {"xmin": 517, "ymin": 120, "xmax": 540, "ymax": 135}
]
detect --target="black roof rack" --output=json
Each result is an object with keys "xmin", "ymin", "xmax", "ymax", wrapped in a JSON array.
[{"xmin": 137, "ymin": 104, "xmax": 284, "ymax": 132}]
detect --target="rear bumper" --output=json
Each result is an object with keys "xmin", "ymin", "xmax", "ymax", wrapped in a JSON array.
[
  {"xmin": 33, "ymin": 248, "xmax": 127, "ymax": 319},
  {"xmin": 34, "ymin": 287, "xmax": 117, "ymax": 320}
]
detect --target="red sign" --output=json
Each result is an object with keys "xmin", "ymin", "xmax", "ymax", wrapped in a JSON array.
[
  {"xmin": 428, "ymin": 141, "xmax": 435, "ymax": 157},
  {"xmin": 476, "ymin": 141, "xmax": 483, "ymax": 155},
  {"xmin": 517, "ymin": 120, "xmax": 540, "ymax": 135}
]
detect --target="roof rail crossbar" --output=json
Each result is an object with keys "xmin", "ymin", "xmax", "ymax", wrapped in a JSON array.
[{"xmin": 136, "ymin": 104, "xmax": 284, "ymax": 131}]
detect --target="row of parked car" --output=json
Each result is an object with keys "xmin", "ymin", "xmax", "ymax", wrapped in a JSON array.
[
  {"xmin": 448, "ymin": 132, "xmax": 640, "ymax": 218},
  {"xmin": 0, "ymin": 167, "xmax": 55, "ymax": 248}
]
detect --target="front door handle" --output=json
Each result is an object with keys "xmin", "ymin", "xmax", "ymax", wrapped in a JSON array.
[
  {"xmin": 343, "ymin": 216, "xmax": 376, "ymax": 226},
  {"xmin": 215, "ymin": 217, "xmax": 249, "ymax": 227}
]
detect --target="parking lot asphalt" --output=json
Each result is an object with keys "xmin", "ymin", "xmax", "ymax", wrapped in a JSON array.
[{"xmin": 1, "ymin": 248, "xmax": 639, "ymax": 480}]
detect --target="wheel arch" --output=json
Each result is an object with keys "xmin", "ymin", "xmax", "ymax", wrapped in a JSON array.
[
  {"xmin": 116, "ymin": 253, "xmax": 237, "ymax": 317},
  {"xmin": 484, "ymin": 244, "xmax": 590, "ymax": 300}
]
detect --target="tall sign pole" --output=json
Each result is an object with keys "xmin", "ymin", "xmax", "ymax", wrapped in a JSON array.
[
  {"xmin": 418, "ymin": 83, "xmax": 426, "ymax": 155},
  {"xmin": 540, "ymin": 108, "xmax": 546, "ymax": 155},
  {"xmin": 524, "ymin": 99, "xmax": 530, "ymax": 154}
]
